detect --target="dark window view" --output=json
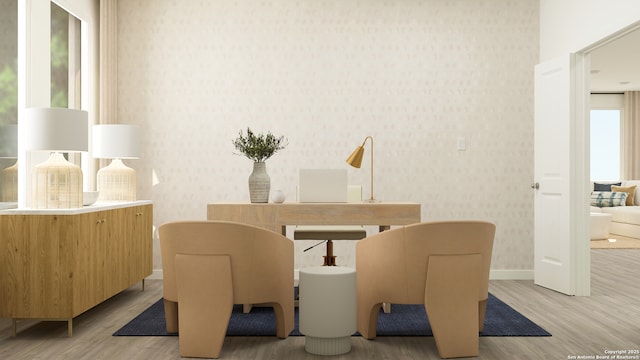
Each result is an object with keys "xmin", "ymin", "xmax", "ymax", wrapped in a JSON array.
[
  {"xmin": 51, "ymin": 2, "xmax": 70, "ymax": 108},
  {"xmin": 0, "ymin": 0, "xmax": 18, "ymax": 203}
]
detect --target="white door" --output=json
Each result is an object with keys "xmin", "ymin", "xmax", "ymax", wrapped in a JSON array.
[{"xmin": 534, "ymin": 54, "xmax": 589, "ymax": 296}]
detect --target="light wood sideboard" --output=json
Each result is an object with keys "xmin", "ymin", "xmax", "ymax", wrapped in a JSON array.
[{"xmin": 0, "ymin": 201, "xmax": 153, "ymax": 336}]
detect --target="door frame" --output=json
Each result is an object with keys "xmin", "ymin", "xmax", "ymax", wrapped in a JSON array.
[
  {"xmin": 566, "ymin": 21, "xmax": 640, "ymax": 296},
  {"xmin": 574, "ymin": 52, "xmax": 590, "ymax": 296}
]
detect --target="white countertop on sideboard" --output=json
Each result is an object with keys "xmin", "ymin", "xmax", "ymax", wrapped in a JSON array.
[{"xmin": 0, "ymin": 200, "xmax": 152, "ymax": 215}]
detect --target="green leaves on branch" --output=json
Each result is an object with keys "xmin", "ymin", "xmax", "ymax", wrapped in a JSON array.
[{"xmin": 232, "ymin": 128, "xmax": 287, "ymax": 163}]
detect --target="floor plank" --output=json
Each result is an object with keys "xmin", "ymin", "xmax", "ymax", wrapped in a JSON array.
[
  {"xmin": 591, "ymin": 233, "xmax": 640, "ymax": 249},
  {"xmin": 1, "ymin": 250, "xmax": 639, "ymax": 359}
]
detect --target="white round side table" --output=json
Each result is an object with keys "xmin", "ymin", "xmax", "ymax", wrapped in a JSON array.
[
  {"xmin": 299, "ymin": 266, "xmax": 357, "ymax": 356},
  {"xmin": 590, "ymin": 212, "xmax": 612, "ymax": 240}
]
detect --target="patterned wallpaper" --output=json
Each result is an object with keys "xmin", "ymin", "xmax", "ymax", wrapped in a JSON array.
[{"xmin": 117, "ymin": 0, "xmax": 539, "ymax": 276}]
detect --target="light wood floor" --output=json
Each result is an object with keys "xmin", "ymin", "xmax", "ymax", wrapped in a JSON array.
[
  {"xmin": 1, "ymin": 250, "xmax": 639, "ymax": 360},
  {"xmin": 591, "ymin": 233, "xmax": 640, "ymax": 249}
]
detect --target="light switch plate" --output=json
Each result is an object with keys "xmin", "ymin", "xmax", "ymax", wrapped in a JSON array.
[{"xmin": 457, "ymin": 137, "xmax": 466, "ymax": 151}]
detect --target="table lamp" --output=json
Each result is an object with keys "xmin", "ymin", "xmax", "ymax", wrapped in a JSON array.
[
  {"xmin": 25, "ymin": 108, "xmax": 88, "ymax": 208},
  {"xmin": 346, "ymin": 135, "xmax": 378, "ymax": 202},
  {"xmin": 92, "ymin": 124, "xmax": 140, "ymax": 201},
  {"xmin": 0, "ymin": 124, "xmax": 18, "ymax": 202}
]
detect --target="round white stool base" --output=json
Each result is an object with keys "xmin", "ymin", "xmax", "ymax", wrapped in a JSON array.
[{"xmin": 305, "ymin": 335, "xmax": 351, "ymax": 355}]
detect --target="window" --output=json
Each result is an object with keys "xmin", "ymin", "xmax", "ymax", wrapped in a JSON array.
[
  {"xmin": 50, "ymin": 2, "xmax": 83, "ymax": 169},
  {"xmin": 0, "ymin": 0, "xmax": 18, "ymax": 203},
  {"xmin": 51, "ymin": 1, "xmax": 81, "ymax": 109},
  {"xmin": 590, "ymin": 94, "xmax": 624, "ymax": 181}
]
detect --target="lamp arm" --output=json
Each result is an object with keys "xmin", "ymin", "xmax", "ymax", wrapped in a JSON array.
[{"xmin": 363, "ymin": 136, "xmax": 374, "ymax": 201}]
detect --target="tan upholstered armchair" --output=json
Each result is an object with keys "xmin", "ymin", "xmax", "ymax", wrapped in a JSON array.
[
  {"xmin": 159, "ymin": 221, "xmax": 294, "ymax": 359},
  {"xmin": 356, "ymin": 221, "xmax": 495, "ymax": 359}
]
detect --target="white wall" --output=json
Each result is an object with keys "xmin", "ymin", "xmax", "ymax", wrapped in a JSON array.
[
  {"xmin": 11, "ymin": 0, "xmax": 639, "ymax": 279},
  {"xmin": 540, "ymin": 0, "xmax": 640, "ymax": 61},
  {"xmin": 118, "ymin": 0, "xmax": 539, "ymax": 277}
]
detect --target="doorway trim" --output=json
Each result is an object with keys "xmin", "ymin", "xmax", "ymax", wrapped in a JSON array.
[{"xmin": 573, "ymin": 20, "xmax": 640, "ymax": 296}]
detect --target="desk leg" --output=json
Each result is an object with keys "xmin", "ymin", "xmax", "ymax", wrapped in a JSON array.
[{"xmin": 281, "ymin": 225, "xmax": 286, "ymax": 236}]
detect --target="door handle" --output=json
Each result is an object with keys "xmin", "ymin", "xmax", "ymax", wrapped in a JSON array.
[{"xmin": 531, "ymin": 182, "xmax": 539, "ymax": 190}]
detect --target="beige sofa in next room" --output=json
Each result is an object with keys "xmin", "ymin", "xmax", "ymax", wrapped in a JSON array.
[{"xmin": 590, "ymin": 180, "xmax": 640, "ymax": 239}]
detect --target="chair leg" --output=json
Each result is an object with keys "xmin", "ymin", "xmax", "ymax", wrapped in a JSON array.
[
  {"xmin": 357, "ymin": 302, "xmax": 383, "ymax": 339},
  {"xmin": 163, "ymin": 299, "xmax": 179, "ymax": 333},
  {"xmin": 175, "ymin": 254, "xmax": 233, "ymax": 359},
  {"xmin": 271, "ymin": 301, "xmax": 295, "ymax": 338},
  {"xmin": 425, "ymin": 254, "xmax": 482, "ymax": 359},
  {"xmin": 478, "ymin": 298, "xmax": 488, "ymax": 332}
]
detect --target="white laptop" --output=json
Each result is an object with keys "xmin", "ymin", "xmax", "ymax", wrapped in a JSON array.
[{"xmin": 298, "ymin": 169, "xmax": 348, "ymax": 203}]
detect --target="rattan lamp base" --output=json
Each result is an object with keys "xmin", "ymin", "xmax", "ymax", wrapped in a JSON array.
[
  {"xmin": 31, "ymin": 153, "xmax": 83, "ymax": 208},
  {"xmin": 97, "ymin": 158, "xmax": 136, "ymax": 201}
]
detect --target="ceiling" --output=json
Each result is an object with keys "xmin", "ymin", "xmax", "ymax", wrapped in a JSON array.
[{"xmin": 589, "ymin": 29, "xmax": 640, "ymax": 92}]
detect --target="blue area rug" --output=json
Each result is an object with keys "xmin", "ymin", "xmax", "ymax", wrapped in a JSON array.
[{"xmin": 113, "ymin": 293, "xmax": 550, "ymax": 337}]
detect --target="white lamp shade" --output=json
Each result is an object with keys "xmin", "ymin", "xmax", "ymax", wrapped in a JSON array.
[
  {"xmin": 0, "ymin": 124, "xmax": 18, "ymax": 158},
  {"xmin": 92, "ymin": 124, "xmax": 141, "ymax": 159},
  {"xmin": 25, "ymin": 108, "xmax": 88, "ymax": 152}
]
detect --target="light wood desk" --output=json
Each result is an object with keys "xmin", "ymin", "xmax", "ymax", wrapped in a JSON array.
[
  {"xmin": 207, "ymin": 202, "xmax": 422, "ymax": 235},
  {"xmin": 208, "ymin": 201, "xmax": 420, "ymax": 313}
]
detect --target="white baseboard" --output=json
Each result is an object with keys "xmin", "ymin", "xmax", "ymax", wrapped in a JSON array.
[
  {"xmin": 489, "ymin": 269, "xmax": 534, "ymax": 280},
  {"xmin": 146, "ymin": 269, "xmax": 164, "ymax": 280},
  {"xmin": 150, "ymin": 268, "xmax": 534, "ymax": 281}
]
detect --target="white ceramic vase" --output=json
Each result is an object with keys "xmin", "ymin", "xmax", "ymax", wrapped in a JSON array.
[
  {"xmin": 248, "ymin": 162, "xmax": 270, "ymax": 203},
  {"xmin": 271, "ymin": 189, "xmax": 286, "ymax": 203}
]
